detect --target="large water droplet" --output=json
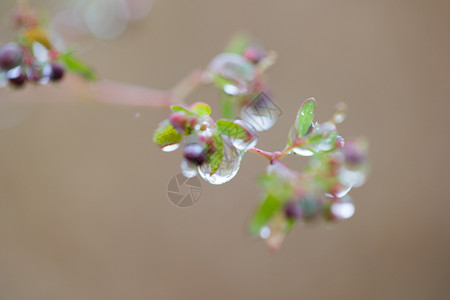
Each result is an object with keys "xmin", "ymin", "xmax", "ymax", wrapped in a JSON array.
[
  {"xmin": 198, "ymin": 137, "xmax": 241, "ymax": 185},
  {"xmin": 162, "ymin": 143, "xmax": 180, "ymax": 152},
  {"xmin": 181, "ymin": 159, "xmax": 197, "ymax": 178},
  {"xmin": 208, "ymin": 53, "xmax": 255, "ymax": 84},
  {"xmin": 228, "ymin": 119, "xmax": 258, "ymax": 151},
  {"xmin": 241, "ymin": 93, "xmax": 280, "ymax": 131}
]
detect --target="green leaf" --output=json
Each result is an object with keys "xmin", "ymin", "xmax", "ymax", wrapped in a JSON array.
[
  {"xmin": 250, "ymin": 194, "xmax": 282, "ymax": 236},
  {"xmin": 189, "ymin": 102, "xmax": 211, "ymax": 116},
  {"xmin": 296, "ymin": 97, "xmax": 316, "ymax": 137},
  {"xmin": 208, "ymin": 131, "xmax": 224, "ymax": 175},
  {"xmin": 216, "ymin": 119, "xmax": 251, "ymax": 140},
  {"xmin": 59, "ymin": 50, "xmax": 98, "ymax": 81},
  {"xmin": 153, "ymin": 120, "xmax": 182, "ymax": 148},
  {"xmin": 225, "ymin": 33, "xmax": 250, "ymax": 54},
  {"xmin": 170, "ymin": 105, "xmax": 191, "ymax": 114}
]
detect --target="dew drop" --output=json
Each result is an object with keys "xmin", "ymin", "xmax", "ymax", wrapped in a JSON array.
[
  {"xmin": 259, "ymin": 226, "xmax": 271, "ymax": 239},
  {"xmin": 162, "ymin": 143, "xmax": 180, "ymax": 152},
  {"xmin": 331, "ymin": 202, "xmax": 355, "ymax": 219},
  {"xmin": 241, "ymin": 93, "xmax": 280, "ymax": 131},
  {"xmin": 198, "ymin": 137, "xmax": 241, "ymax": 185},
  {"xmin": 228, "ymin": 120, "xmax": 258, "ymax": 151},
  {"xmin": 208, "ymin": 53, "xmax": 255, "ymax": 84},
  {"xmin": 181, "ymin": 159, "xmax": 197, "ymax": 178}
]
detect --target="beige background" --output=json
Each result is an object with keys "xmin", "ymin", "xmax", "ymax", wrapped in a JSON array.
[{"xmin": 0, "ymin": 0, "xmax": 449, "ymax": 299}]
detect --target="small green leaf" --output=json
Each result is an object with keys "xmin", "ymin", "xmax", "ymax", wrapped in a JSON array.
[
  {"xmin": 296, "ymin": 98, "xmax": 316, "ymax": 137},
  {"xmin": 190, "ymin": 102, "xmax": 211, "ymax": 116},
  {"xmin": 153, "ymin": 120, "xmax": 182, "ymax": 148},
  {"xmin": 225, "ymin": 33, "xmax": 250, "ymax": 54},
  {"xmin": 170, "ymin": 105, "xmax": 191, "ymax": 114},
  {"xmin": 216, "ymin": 119, "xmax": 251, "ymax": 140},
  {"xmin": 208, "ymin": 131, "xmax": 224, "ymax": 175},
  {"xmin": 250, "ymin": 194, "xmax": 282, "ymax": 236},
  {"xmin": 59, "ymin": 50, "xmax": 98, "ymax": 81}
]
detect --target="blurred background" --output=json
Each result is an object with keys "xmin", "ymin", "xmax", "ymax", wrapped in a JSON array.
[{"xmin": 0, "ymin": 0, "xmax": 449, "ymax": 299}]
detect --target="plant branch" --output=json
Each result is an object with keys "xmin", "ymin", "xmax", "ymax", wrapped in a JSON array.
[{"xmin": 65, "ymin": 69, "xmax": 205, "ymax": 108}]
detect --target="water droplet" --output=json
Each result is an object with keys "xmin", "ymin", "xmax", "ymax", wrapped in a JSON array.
[
  {"xmin": 339, "ymin": 168, "xmax": 366, "ymax": 188},
  {"xmin": 228, "ymin": 120, "xmax": 258, "ymax": 151},
  {"xmin": 331, "ymin": 202, "xmax": 355, "ymax": 219},
  {"xmin": 198, "ymin": 137, "xmax": 241, "ymax": 185},
  {"xmin": 259, "ymin": 226, "xmax": 271, "ymax": 239},
  {"xmin": 162, "ymin": 143, "xmax": 180, "ymax": 152},
  {"xmin": 181, "ymin": 159, "xmax": 197, "ymax": 178},
  {"xmin": 288, "ymin": 125, "xmax": 314, "ymax": 156},
  {"xmin": 241, "ymin": 93, "xmax": 280, "ymax": 131},
  {"xmin": 208, "ymin": 52, "xmax": 255, "ymax": 84}
]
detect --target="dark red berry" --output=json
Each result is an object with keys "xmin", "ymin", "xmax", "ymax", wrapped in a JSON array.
[
  {"xmin": 183, "ymin": 143, "xmax": 206, "ymax": 166},
  {"xmin": 9, "ymin": 72, "xmax": 27, "ymax": 88},
  {"xmin": 49, "ymin": 63, "xmax": 65, "ymax": 81},
  {"xmin": 284, "ymin": 202, "xmax": 301, "ymax": 219},
  {"xmin": 0, "ymin": 43, "xmax": 23, "ymax": 70}
]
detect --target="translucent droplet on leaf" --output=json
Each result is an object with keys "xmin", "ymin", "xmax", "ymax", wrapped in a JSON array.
[
  {"xmin": 161, "ymin": 143, "xmax": 180, "ymax": 152},
  {"xmin": 198, "ymin": 137, "xmax": 241, "ymax": 185},
  {"xmin": 228, "ymin": 119, "xmax": 258, "ymax": 151}
]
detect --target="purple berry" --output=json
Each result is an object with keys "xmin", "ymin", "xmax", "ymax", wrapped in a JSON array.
[
  {"xmin": 183, "ymin": 143, "xmax": 206, "ymax": 166},
  {"xmin": 9, "ymin": 72, "xmax": 26, "ymax": 88},
  {"xmin": 49, "ymin": 63, "xmax": 65, "ymax": 81},
  {"xmin": 284, "ymin": 202, "xmax": 301, "ymax": 219},
  {"xmin": 0, "ymin": 43, "xmax": 23, "ymax": 70},
  {"xmin": 343, "ymin": 140, "xmax": 367, "ymax": 165}
]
